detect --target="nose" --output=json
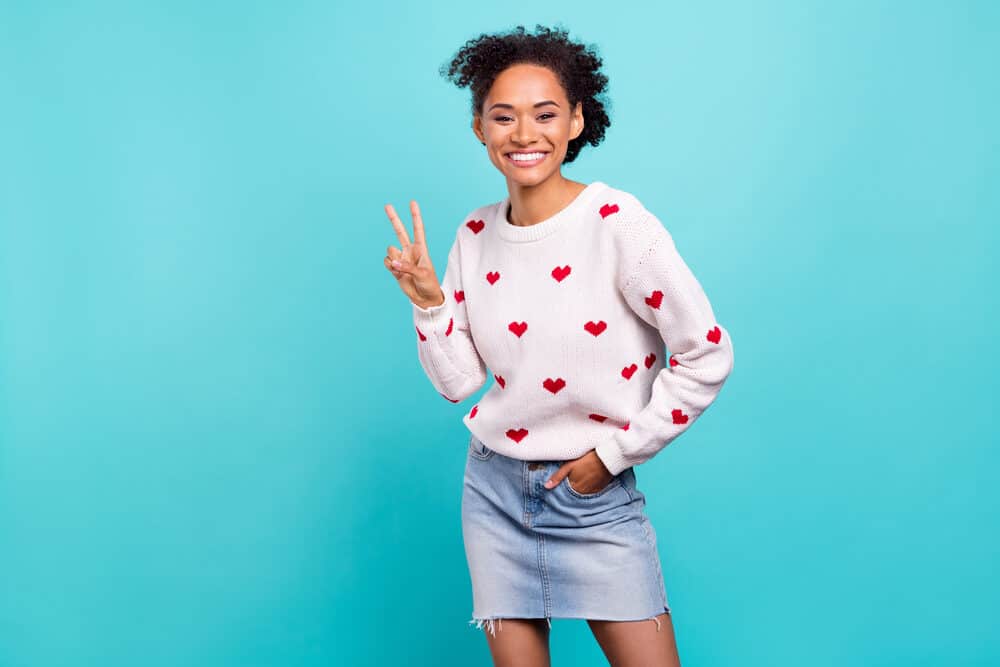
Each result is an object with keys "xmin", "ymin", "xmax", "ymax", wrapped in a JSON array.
[{"xmin": 511, "ymin": 123, "xmax": 538, "ymax": 146}]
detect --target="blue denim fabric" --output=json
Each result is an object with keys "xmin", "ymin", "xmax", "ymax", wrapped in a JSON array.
[{"xmin": 461, "ymin": 434, "xmax": 671, "ymax": 635}]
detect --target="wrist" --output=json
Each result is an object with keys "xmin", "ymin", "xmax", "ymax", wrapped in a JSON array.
[{"xmin": 412, "ymin": 291, "xmax": 445, "ymax": 311}]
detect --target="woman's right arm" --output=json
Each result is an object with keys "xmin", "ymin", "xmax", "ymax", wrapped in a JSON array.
[
  {"xmin": 383, "ymin": 199, "xmax": 487, "ymax": 403},
  {"xmin": 410, "ymin": 236, "xmax": 487, "ymax": 402}
]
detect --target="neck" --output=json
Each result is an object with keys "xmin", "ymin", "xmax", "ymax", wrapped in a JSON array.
[{"xmin": 506, "ymin": 175, "xmax": 587, "ymax": 227}]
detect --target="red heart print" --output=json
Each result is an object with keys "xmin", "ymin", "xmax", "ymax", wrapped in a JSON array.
[
  {"xmin": 486, "ymin": 271, "xmax": 500, "ymax": 285},
  {"xmin": 441, "ymin": 393, "xmax": 458, "ymax": 403},
  {"xmin": 508, "ymin": 321, "xmax": 528, "ymax": 337},
  {"xmin": 551, "ymin": 265, "xmax": 571, "ymax": 282},
  {"xmin": 644, "ymin": 353, "xmax": 656, "ymax": 369},
  {"xmin": 542, "ymin": 378, "xmax": 566, "ymax": 394},
  {"xmin": 621, "ymin": 363, "xmax": 638, "ymax": 380},
  {"xmin": 415, "ymin": 326, "xmax": 426, "ymax": 342},
  {"xmin": 445, "ymin": 318, "xmax": 453, "ymax": 336},
  {"xmin": 669, "ymin": 354, "xmax": 678, "ymax": 367},
  {"xmin": 583, "ymin": 320, "xmax": 607, "ymax": 336},
  {"xmin": 454, "ymin": 290, "xmax": 465, "ymax": 303},
  {"xmin": 706, "ymin": 326, "xmax": 721, "ymax": 344},
  {"xmin": 671, "ymin": 409, "xmax": 689, "ymax": 424},
  {"xmin": 494, "ymin": 374, "xmax": 505, "ymax": 388},
  {"xmin": 622, "ymin": 422, "xmax": 630, "ymax": 431},
  {"xmin": 645, "ymin": 290, "xmax": 663, "ymax": 309},
  {"xmin": 466, "ymin": 219, "xmax": 485, "ymax": 234},
  {"xmin": 506, "ymin": 428, "xmax": 529, "ymax": 443},
  {"xmin": 470, "ymin": 405, "xmax": 478, "ymax": 418},
  {"xmin": 588, "ymin": 414, "xmax": 608, "ymax": 422},
  {"xmin": 599, "ymin": 203, "xmax": 620, "ymax": 218}
]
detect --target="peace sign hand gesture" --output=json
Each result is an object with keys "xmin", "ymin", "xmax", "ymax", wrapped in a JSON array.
[{"xmin": 384, "ymin": 200, "xmax": 446, "ymax": 310}]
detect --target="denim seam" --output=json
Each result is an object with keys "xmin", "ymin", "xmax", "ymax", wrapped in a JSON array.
[
  {"xmin": 639, "ymin": 514, "xmax": 670, "ymax": 613},
  {"xmin": 537, "ymin": 533, "xmax": 552, "ymax": 618}
]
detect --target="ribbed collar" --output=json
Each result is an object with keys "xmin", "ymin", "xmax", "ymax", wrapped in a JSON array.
[{"xmin": 493, "ymin": 181, "xmax": 607, "ymax": 243}]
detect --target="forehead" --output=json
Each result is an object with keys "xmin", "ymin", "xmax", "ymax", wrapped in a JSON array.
[{"xmin": 486, "ymin": 64, "xmax": 566, "ymax": 105}]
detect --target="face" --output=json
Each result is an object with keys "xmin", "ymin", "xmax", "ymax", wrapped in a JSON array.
[{"xmin": 473, "ymin": 63, "xmax": 584, "ymax": 187}]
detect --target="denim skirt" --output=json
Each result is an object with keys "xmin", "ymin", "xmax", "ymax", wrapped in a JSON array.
[{"xmin": 461, "ymin": 433, "xmax": 671, "ymax": 636}]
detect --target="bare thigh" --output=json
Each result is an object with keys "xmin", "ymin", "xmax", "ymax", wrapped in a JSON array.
[
  {"xmin": 587, "ymin": 612, "xmax": 680, "ymax": 667},
  {"xmin": 479, "ymin": 618, "xmax": 551, "ymax": 667}
]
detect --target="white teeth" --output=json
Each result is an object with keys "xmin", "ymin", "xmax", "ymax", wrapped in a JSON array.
[{"xmin": 509, "ymin": 152, "xmax": 546, "ymax": 161}]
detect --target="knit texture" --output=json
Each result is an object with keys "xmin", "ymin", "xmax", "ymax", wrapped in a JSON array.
[{"xmin": 412, "ymin": 181, "xmax": 735, "ymax": 476}]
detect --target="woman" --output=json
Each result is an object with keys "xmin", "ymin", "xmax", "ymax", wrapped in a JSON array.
[{"xmin": 384, "ymin": 24, "xmax": 734, "ymax": 667}]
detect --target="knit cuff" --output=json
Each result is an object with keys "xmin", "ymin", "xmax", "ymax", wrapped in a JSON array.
[
  {"xmin": 412, "ymin": 298, "xmax": 451, "ymax": 329},
  {"xmin": 593, "ymin": 439, "xmax": 632, "ymax": 477}
]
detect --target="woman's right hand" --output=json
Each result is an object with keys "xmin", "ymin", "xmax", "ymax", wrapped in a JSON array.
[{"xmin": 384, "ymin": 200, "xmax": 446, "ymax": 309}]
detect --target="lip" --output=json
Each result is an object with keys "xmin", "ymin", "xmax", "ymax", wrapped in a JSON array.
[{"xmin": 504, "ymin": 151, "xmax": 550, "ymax": 168}]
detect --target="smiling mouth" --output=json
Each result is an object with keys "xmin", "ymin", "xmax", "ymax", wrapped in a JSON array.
[{"xmin": 505, "ymin": 151, "xmax": 550, "ymax": 167}]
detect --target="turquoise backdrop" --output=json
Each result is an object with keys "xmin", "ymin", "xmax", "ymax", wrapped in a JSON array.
[{"xmin": 1, "ymin": 2, "xmax": 997, "ymax": 665}]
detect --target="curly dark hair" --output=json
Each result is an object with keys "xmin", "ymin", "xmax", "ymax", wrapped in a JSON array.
[{"xmin": 439, "ymin": 23, "xmax": 612, "ymax": 164}]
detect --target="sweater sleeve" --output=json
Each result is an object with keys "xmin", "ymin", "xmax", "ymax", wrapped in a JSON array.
[
  {"xmin": 411, "ymin": 233, "xmax": 487, "ymax": 403},
  {"xmin": 593, "ymin": 213, "xmax": 735, "ymax": 476}
]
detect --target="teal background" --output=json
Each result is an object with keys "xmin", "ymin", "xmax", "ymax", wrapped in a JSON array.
[{"xmin": 1, "ymin": 1, "xmax": 997, "ymax": 665}]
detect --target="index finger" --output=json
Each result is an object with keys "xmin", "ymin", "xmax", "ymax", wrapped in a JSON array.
[{"xmin": 384, "ymin": 203, "xmax": 411, "ymax": 249}]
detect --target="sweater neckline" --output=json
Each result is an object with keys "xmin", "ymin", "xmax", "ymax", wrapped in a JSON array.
[{"xmin": 494, "ymin": 181, "xmax": 606, "ymax": 243}]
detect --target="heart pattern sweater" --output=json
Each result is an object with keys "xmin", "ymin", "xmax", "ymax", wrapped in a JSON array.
[{"xmin": 412, "ymin": 181, "xmax": 735, "ymax": 476}]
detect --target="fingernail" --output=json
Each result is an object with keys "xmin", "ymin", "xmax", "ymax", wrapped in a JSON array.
[{"xmin": 391, "ymin": 260, "xmax": 401, "ymax": 268}]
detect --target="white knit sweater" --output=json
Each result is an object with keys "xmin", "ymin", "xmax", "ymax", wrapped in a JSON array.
[{"xmin": 411, "ymin": 181, "xmax": 734, "ymax": 476}]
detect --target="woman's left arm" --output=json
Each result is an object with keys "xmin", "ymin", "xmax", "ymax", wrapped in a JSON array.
[{"xmin": 593, "ymin": 213, "xmax": 736, "ymax": 477}]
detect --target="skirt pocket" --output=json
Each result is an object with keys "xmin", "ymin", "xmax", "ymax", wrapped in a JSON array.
[{"xmin": 468, "ymin": 435, "xmax": 495, "ymax": 461}]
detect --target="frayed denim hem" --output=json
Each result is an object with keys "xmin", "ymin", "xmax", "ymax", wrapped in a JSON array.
[
  {"xmin": 650, "ymin": 605, "xmax": 671, "ymax": 631},
  {"xmin": 467, "ymin": 616, "xmax": 553, "ymax": 637},
  {"xmin": 468, "ymin": 607, "xmax": 668, "ymax": 636}
]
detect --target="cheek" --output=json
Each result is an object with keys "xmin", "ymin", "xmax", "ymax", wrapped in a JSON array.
[
  {"xmin": 489, "ymin": 147, "xmax": 506, "ymax": 166},
  {"xmin": 546, "ymin": 125, "xmax": 570, "ymax": 144}
]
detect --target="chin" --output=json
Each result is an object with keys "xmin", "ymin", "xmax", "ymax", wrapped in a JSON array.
[{"xmin": 508, "ymin": 169, "xmax": 559, "ymax": 186}]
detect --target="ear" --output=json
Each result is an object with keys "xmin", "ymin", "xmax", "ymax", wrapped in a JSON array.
[
  {"xmin": 571, "ymin": 102, "xmax": 585, "ymax": 141},
  {"xmin": 472, "ymin": 115, "xmax": 486, "ymax": 145}
]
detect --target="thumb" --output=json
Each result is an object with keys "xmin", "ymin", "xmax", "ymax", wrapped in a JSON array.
[{"xmin": 544, "ymin": 463, "xmax": 571, "ymax": 489}]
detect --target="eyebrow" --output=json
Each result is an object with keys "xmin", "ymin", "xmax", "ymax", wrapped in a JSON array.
[{"xmin": 487, "ymin": 100, "xmax": 561, "ymax": 112}]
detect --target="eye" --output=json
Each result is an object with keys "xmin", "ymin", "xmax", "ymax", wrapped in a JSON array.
[{"xmin": 493, "ymin": 113, "xmax": 557, "ymax": 122}]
